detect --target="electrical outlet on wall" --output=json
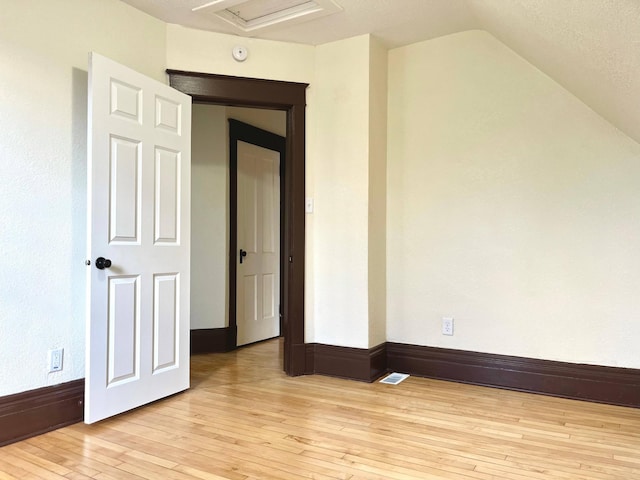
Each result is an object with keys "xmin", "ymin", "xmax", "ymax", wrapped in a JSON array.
[
  {"xmin": 48, "ymin": 348, "xmax": 64, "ymax": 373},
  {"xmin": 442, "ymin": 317, "xmax": 454, "ymax": 336}
]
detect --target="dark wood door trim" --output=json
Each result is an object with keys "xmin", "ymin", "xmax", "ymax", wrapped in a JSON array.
[
  {"xmin": 167, "ymin": 70, "xmax": 308, "ymax": 376},
  {"xmin": 229, "ymin": 119, "xmax": 286, "ymax": 348}
]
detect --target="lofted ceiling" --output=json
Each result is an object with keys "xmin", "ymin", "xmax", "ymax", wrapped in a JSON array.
[{"xmin": 121, "ymin": 0, "xmax": 640, "ymax": 144}]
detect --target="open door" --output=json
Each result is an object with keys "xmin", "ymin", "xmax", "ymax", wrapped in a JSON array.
[{"xmin": 85, "ymin": 53, "xmax": 191, "ymax": 423}]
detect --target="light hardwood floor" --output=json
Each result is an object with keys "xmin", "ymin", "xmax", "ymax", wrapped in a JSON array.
[{"xmin": 1, "ymin": 339, "xmax": 640, "ymax": 479}]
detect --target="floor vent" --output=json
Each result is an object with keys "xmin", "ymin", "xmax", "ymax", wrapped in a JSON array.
[{"xmin": 379, "ymin": 372, "xmax": 409, "ymax": 385}]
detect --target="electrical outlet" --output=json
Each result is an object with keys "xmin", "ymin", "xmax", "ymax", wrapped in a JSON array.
[
  {"xmin": 442, "ymin": 317, "xmax": 454, "ymax": 336},
  {"xmin": 48, "ymin": 348, "xmax": 64, "ymax": 373}
]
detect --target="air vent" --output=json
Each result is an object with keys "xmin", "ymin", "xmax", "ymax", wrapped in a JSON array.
[
  {"xmin": 379, "ymin": 372, "xmax": 410, "ymax": 385},
  {"xmin": 193, "ymin": 0, "xmax": 342, "ymax": 34}
]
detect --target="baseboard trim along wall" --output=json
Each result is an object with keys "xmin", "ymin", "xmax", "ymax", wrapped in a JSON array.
[
  {"xmin": 190, "ymin": 327, "xmax": 236, "ymax": 354},
  {"xmin": 2, "ymin": 340, "xmax": 639, "ymax": 447},
  {"xmin": 303, "ymin": 342, "xmax": 640, "ymax": 408},
  {"xmin": 387, "ymin": 343, "xmax": 640, "ymax": 408},
  {"xmin": 305, "ymin": 343, "xmax": 387, "ymax": 382},
  {"xmin": 0, "ymin": 379, "xmax": 84, "ymax": 447}
]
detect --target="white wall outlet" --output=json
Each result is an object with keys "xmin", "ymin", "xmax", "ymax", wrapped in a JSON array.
[
  {"xmin": 48, "ymin": 348, "xmax": 64, "ymax": 372},
  {"xmin": 442, "ymin": 317, "xmax": 454, "ymax": 336}
]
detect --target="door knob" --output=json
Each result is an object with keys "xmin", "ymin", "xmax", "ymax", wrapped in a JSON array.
[
  {"xmin": 239, "ymin": 249, "xmax": 247, "ymax": 264},
  {"xmin": 95, "ymin": 257, "xmax": 112, "ymax": 270}
]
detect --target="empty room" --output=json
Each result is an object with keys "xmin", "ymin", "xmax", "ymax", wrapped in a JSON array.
[{"xmin": 1, "ymin": 0, "xmax": 640, "ymax": 478}]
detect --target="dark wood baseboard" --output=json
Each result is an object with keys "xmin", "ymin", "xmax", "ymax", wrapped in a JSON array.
[
  {"xmin": 387, "ymin": 343, "xmax": 640, "ymax": 408},
  {"xmin": 2, "ymin": 342, "xmax": 637, "ymax": 449},
  {"xmin": 289, "ymin": 341, "xmax": 308, "ymax": 377},
  {"xmin": 304, "ymin": 342, "xmax": 315, "ymax": 375},
  {"xmin": 0, "ymin": 379, "xmax": 84, "ymax": 447},
  {"xmin": 306, "ymin": 343, "xmax": 387, "ymax": 382},
  {"xmin": 190, "ymin": 327, "xmax": 236, "ymax": 354}
]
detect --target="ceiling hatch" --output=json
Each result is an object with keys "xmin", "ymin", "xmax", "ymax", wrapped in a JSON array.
[{"xmin": 192, "ymin": 0, "xmax": 342, "ymax": 35}]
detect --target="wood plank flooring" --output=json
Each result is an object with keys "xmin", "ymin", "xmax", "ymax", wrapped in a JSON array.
[{"xmin": 1, "ymin": 338, "xmax": 639, "ymax": 479}]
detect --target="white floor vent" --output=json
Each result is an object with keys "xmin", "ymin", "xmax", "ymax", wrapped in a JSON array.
[{"xmin": 379, "ymin": 372, "xmax": 409, "ymax": 385}]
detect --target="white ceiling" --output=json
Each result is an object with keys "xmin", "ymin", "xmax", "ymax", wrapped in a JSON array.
[
  {"xmin": 120, "ymin": 0, "xmax": 478, "ymax": 48},
  {"xmin": 121, "ymin": 0, "xmax": 640, "ymax": 144}
]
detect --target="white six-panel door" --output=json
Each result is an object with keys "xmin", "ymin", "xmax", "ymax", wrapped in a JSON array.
[
  {"xmin": 86, "ymin": 53, "xmax": 191, "ymax": 423},
  {"xmin": 237, "ymin": 141, "xmax": 280, "ymax": 346}
]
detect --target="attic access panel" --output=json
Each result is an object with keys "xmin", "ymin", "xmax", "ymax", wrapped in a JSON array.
[{"xmin": 192, "ymin": 0, "xmax": 342, "ymax": 34}]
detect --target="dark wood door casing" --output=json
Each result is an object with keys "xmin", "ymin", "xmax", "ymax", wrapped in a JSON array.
[{"xmin": 167, "ymin": 70, "xmax": 308, "ymax": 376}]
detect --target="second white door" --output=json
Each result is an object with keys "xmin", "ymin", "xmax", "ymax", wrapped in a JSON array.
[{"xmin": 237, "ymin": 141, "xmax": 281, "ymax": 346}]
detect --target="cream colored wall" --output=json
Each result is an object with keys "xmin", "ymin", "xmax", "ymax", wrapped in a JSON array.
[
  {"xmin": 166, "ymin": 25, "xmax": 314, "ymax": 84},
  {"xmin": 367, "ymin": 36, "xmax": 388, "ymax": 348},
  {"xmin": 191, "ymin": 104, "xmax": 228, "ymax": 330},
  {"xmin": 311, "ymin": 35, "xmax": 372, "ymax": 348},
  {"xmin": 0, "ymin": 0, "xmax": 166, "ymax": 396},
  {"xmin": 387, "ymin": 30, "xmax": 640, "ymax": 368}
]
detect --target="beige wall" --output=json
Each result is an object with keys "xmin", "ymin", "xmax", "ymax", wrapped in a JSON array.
[
  {"xmin": 387, "ymin": 30, "xmax": 640, "ymax": 368},
  {"xmin": 0, "ymin": 0, "xmax": 167, "ymax": 396},
  {"xmin": 166, "ymin": 25, "xmax": 314, "ymax": 84},
  {"xmin": 311, "ymin": 35, "xmax": 372, "ymax": 348},
  {"xmin": 367, "ymin": 36, "xmax": 388, "ymax": 347},
  {"xmin": 191, "ymin": 104, "xmax": 228, "ymax": 330}
]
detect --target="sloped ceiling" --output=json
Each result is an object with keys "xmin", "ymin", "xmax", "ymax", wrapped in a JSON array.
[
  {"xmin": 469, "ymin": 0, "xmax": 640, "ymax": 146},
  {"xmin": 121, "ymin": 0, "xmax": 640, "ymax": 144}
]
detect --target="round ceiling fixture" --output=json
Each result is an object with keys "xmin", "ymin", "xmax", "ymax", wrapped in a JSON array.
[{"xmin": 232, "ymin": 45, "xmax": 248, "ymax": 62}]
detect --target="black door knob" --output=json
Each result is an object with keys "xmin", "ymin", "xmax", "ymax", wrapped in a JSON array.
[
  {"xmin": 95, "ymin": 257, "xmax": 112, "ymax": 270},
  {"xmin": 239, "ymin": 249, "xmax": 247, "ymax": 264}
]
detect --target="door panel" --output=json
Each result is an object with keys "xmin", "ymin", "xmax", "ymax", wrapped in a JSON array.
[
  {"xmin": 261, "ymin": 159, "xmax": 276, "ymax": 254},
  {"xmin": 86, "ymin": 52, "xmax": 191, "ymax": 423},
  {"xmin": 237, "ymin": 141, "xmax": 280, "ymax": 346},
  {"xmin": 152, "ymin": 273, "xmax": 179, "ymax": 372},
  {"xmin": 155, "ymin": 95, "xmax": 182, "ymax": 134},
  {"xmin": 110, "ymin": 79, "xmax": 141, "ymax": 122},
  {"xmin": 243, "ymin": 166, "xmax": 258, "ymax": 253},
  {"xmin": 263, "ymin": 273, "xmax": 275, "ymax": 318},
  {"xmin": 109, "ymin": 137, "xmax": 141, "ymax": 243},
  {"xmin": 154, "ymin": 147, "xmax": 180, "ymax": 244},
  {"xmin": 107, "ymin": 276, "xmax": 139, "ymax": 386}
]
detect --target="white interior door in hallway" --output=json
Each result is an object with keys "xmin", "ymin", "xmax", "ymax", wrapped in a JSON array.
[
  {"xmin": 236, "ymin": 140, "xmax": 281, "ymax": 346},
  {"xmin": 86, "ymin": 52, "xmax": 191, "ymax": 423}
]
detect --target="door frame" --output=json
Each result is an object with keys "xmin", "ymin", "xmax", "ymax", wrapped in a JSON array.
[
  {"xmin": 167, "ymin": 70, "xmax": 307, "ymax": 376},
  {"xmin": 229, "ymin": 119, "xmax": 286, "ymax": 346}
]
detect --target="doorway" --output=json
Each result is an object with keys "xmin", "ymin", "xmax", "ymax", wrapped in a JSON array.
[
  {"xmin": 230, "ymin": 119, "xmax": 285, "ymax": 347},
  {"xmin": 168, "ymin": 70, "xmax": 308, "ymax": 376}
]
